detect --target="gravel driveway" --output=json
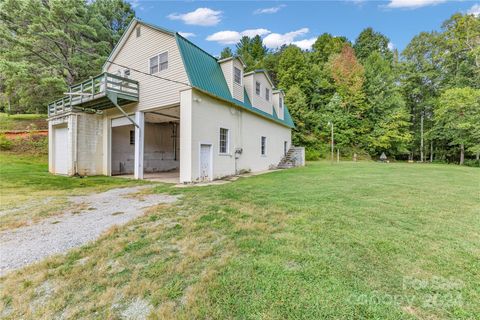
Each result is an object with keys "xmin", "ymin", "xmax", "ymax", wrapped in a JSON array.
[{"xmin": 0, "ymin": 186, "xmax": 178, "ymax": 275}]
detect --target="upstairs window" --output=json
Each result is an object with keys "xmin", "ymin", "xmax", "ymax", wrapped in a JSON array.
[
  {"xmin": 265, "ymin": 88, "xmax": 270, "ymax": 101},
  {"xmin": 234, "ymin": 67, "xmax": 242, "ymax": 85},
  {"xmin": 136, "ymin": 26, "xmax": 141, "ymax": 38},
  {"xmin": 149, "ymin": 52, "xmax": 168, "ymax": 74},
  {"xmin": 261, "ymin": 136, "xmax": 266, "ymax": 156},
  {"xmin": 255, "ymin": 81, "xmax": 261, "ymax": 95},
  {"xmin": 219, "ymin": 128, "xmax": 229, "ymax": 154},
  {"xmin": 279, "ymin": 97, "xmax": 283, "ymax": 111}
]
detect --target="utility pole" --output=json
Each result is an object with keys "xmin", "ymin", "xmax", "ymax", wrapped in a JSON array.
[
  {"xmin": 328, "ymin": 121, "xmax": 334, "ymax": 164},
  {"xmin": 420, "ymin": 112, "xmax": 424, "ymax": 162}
]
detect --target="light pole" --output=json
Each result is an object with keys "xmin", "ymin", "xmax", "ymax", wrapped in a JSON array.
[{"xmin": 328, "ymin": 121, "xmax": 334, "ymax": 164}]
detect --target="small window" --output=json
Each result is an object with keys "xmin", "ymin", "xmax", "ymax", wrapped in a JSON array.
[
  {"xmin": 265, "ymin": 88, "xmax": 270, "ymax": 101},
  {"xmin": 130, "ymin": 130, "xmax": 135, "ymax": 145},
  {"xmin": 159, "ymin": 52, "xmax": 168, "ymax": 71},
  {"xmin": 279, "ymin": 97, "xmax": 283, "ymax": 110},
  {"xmin": 255, "ymin": 81, "xmax": 261, "ymax": 95},
  {"xmin": 136, "ymin": 26, "xmax": 141, "ymax": 38},
  {"xmin": 261, "ymin": 136, "xmax": 266, "ymax": 156},
  {"xmin": 149, "ymin": 52, "xmax": 168, "ymax": 74},
  {"xmin": 149, "ymin": 56, "xmax": 158, "ymax": 74},
  {"xmin": 234, "ymin": 67, "xmax": 242, "ymax": 85},
  {"xmin": 219, "ymin": 128, "xmax": 229, "ymax": 154}
]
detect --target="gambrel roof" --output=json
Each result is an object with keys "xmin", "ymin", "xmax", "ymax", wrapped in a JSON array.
[{"xmin": 104, "ymin": 18, "xmax": 295, "ymax": 128}]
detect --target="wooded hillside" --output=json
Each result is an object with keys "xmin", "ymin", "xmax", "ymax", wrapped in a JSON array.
[{"xmin": 1, "ymin": 0, "xmax": 479, "ymax": 164}]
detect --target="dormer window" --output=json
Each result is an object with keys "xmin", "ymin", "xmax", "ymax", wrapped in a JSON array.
[
  {"xmin": 279, "ymin": 97, "xmax": 283, "ymax": 110},
  {"xmin": 255, "ymin": 81, "xmax": 261, "ymax": 95},
  {"xmin": 265, "ymin": 88, "xmax": 270, "ymax": 101},
  {"xmin": 234, "ymin": 67, "xmax": 242, "ymax": 85}
]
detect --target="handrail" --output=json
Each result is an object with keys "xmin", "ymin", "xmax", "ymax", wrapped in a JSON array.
[{"xmin": 47, "ymin": 72, "xmax": 139, "ymax": 116}]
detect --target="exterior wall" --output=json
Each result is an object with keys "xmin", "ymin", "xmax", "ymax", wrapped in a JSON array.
[
  {"xmin": 180, "ymin": 89, "xmax": 193, "ymax": 182},
  {"xmin": 244, "ymin": 74, "xmax": 254, "ymax": 103},
  {"xmin": 182, "ymin": 89, "xmax": 291, "ymax": 182},
  {"xmin": 105, "ymin": 24, "xmax": 190, "ymax": 111},
  {"xmin": 76, "ymin": 113, "xmax": 103, "ymax": 175},
  {"xmin": 48, "ymin": 112, "xmax": 103, "ymax": 176},
  {"xmin": 250, "ymin": 72, "xmax": 273, "ymax": 114}
]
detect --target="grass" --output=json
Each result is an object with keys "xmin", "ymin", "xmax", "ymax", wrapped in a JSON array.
[
  {"xmin": 0, "ymin": 113, "xmax": 48, "ymax": 131},
  {"xmin": 0, "ymin": 153, "xmax": 146, "ymax": 230},
  {"xmin": 0, "ymin": 156, "xmax": 479, "ymax": 319}
]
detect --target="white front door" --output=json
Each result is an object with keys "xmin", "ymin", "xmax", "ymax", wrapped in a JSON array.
[
  {"xmin": 200, "ymin": 144, "xmax": 212, "ymax": 181},
  {"xmin": 54, "ymin": 126, "xmax": 68, "ymax": 175}
]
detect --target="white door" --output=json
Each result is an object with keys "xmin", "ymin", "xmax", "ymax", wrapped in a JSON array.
[
  {"xmin": 54, "ymin": 126, "xmax": 68, "ymax": 175},
  {"xmin": 200, "ymin": 144, "xmax": 211, "ymax": 181}
]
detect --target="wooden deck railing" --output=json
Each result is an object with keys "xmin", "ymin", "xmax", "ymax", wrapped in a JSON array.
[{"xmin": 48, "ymin": 72, "xmax": 139, "ymax": 116}]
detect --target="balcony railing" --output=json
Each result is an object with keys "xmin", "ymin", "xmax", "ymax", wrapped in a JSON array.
[{"xmin": 48, "ymin": 72, "xmax": 139, "ymax": 116}]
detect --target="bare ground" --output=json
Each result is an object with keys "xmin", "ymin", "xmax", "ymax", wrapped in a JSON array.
[{"xmin": 0, "ymin": 186, "xmax": 178, "ymax": 275}]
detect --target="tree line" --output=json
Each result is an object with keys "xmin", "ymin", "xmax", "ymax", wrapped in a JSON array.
[{"xmin": 1, "ymin": 1, "xmax": 479, "ymax": 164}]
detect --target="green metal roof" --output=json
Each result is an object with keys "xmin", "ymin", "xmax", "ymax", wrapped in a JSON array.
[{"xmin": 175, "ymin": 34, "xmax": 295, "ymax": 128}]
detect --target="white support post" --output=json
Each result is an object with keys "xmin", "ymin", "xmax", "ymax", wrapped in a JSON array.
[{"xmin": 134, "ymin": 111, "xmax": 144, "ymax": 179}]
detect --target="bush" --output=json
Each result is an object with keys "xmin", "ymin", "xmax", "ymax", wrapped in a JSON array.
[
  {"xmin": 464, "ymin": 159, "xmax": 480, "ymax": 168},
  {"xmin": 0, "ymin": 134, "xmax": 13, "ymax": 150}
]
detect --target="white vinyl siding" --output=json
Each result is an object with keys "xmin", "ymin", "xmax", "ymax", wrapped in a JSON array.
[
  {"xmin": 106, "ymin": 23, "xmax": 190, "ymax": 111},
  {"xmin": 250, "ymin": 73, "xmax": 273, "ymax": 114},
  {"xmin": 232, "ymin": 59, "xmax": 244, "ymax": 102}
]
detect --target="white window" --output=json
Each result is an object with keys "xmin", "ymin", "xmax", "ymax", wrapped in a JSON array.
[
  {"xmin": 261, "ymin": 136, "xmax": 266, "ymax": 156},
  {"xmin": 149, "ymin": 52, "xmax": 168, "ymax": 74},
  {"xmin": 279, "ymin": 97, "xmax": 283, "ymax": 111},
  {"xmin": 234, "ymin": 67, "xmax": 242, "ymax": 85},
  {"xmin": 265, "ymin": 88, "xmax": 270, "ymax": 101},
  {"xmin": 255, "ymin": 81, "xmax": 261, "ymax": 95},
  {"xmin": 219, "ymin": 128, "xmax": 229, "ymax": 154}
]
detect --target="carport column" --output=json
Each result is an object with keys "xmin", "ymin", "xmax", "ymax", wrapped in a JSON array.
[
  {"xmin": 134, "ymin": 111, "xmax": 144, "ymax": 179},
  {"xmin": 180, "ymin": 89, "xmax": 193, "ymax": 183}
]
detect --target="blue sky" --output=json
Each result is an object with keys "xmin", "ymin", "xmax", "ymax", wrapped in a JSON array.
[{"xmin": 130, "ymin": 1, "xmax": 479, "ymax": 56}]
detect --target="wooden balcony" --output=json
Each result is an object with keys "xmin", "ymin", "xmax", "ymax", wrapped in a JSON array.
[{"xmin": 48, "ymin": 72, "xmax": 139, "ymax": 116}]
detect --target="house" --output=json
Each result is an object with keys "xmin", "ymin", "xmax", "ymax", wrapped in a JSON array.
[{"xmin": 47, "ymin": 18, "xmax": 303, "ymax": 183}]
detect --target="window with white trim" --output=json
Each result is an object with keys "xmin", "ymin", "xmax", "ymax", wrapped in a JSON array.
[
  {"xmin": 255, "ymin": 81, "xmax": 261, "ymax": 95},
  {"xmin": 149, "ymin": 52, "xmax": 168, "ymax": 74},
  {"xmin": 234, "ymin": 67, "xmax": 242, "ymax": 85},
  {"xmin": 219, "ymin": 128, "xmax": 229, "ymax": 154},
  {"xmin": 279, "ymin": 97, "xmax": 283, "ymax": 112},
  {"xmin": 261, "ymin": 136, "xmax": 266, "ymax": 156},
  {"xmin": 265, "ymin": 88, "xmax": 270, "ymax": 101},
  {"xmin": 136, "ymin": 26, "xmax": 141, "ymax": 38}
]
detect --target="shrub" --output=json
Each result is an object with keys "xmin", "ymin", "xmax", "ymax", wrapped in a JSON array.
[
  {"xmin": 464, "ymin": 159, "xmax": 480, "ymax": 168},
  {"xmin": 0, "ymin": 134, "xmax": 13, "ymax": 150}
]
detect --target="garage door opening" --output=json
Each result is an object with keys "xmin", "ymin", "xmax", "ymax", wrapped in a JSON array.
[{"xmin": 111, "ymin": 106, "xmax": 180, "ymax": 182}]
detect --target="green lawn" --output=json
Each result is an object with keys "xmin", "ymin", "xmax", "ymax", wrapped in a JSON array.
[
  {"xmin": 0, "ymin": 156, "xmax": 479, "ymax": 319},
  {"xmin": 0, "ymin": 153, "xmax": 146, "ymax": 230}
]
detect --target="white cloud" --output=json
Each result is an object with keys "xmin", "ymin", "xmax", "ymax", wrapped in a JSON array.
[
  {"xmin": 179, "ymin": 32, "xmax": 195, "ymax": 38},
  {"xmin": 467, "ymin": 3, "xmax": 480, "ymax": 16},
  {"xmin": 253, "ymin": 4, "xmax": 286, "ymax": 14},
  {"xmin": 263, "ymin": 28, "xmax": 309, "ymax": 49},
  {"xmin": 206, "ymin": 29, "xmax": 271, "ymax": 44},
  {"xmin": 292, "ymin": 38, "xmax": 317, "ymax": 50},
  {"xmin": 385, "ymin": 0, "xmax": 446, "ymax": 9},
  {"xmin": 168, "ymin": 8, "xmax": 222, "ymax": 26},
  {"xmin": 388, "ymin": 42, "xmax": 395, "ymax": 50}
]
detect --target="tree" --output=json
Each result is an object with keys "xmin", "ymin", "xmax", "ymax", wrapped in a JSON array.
[
  {"xmin": 220, "ymin": 47, "xmax": 233, "ymax": 59},
  {"xmin": 0, "ymin": 0, "xmax": 135, "ymax": 113},
  {"xmin": 277, "ymin": 45, "xmax": 313, "ymax": 95},
  {"xmin": 328, "ymin": 45, "xmax": 366, "ymax": 113},
  {"xmin": 363, "ymin": 52, "xmax": 411, "ymax": 155},
  {"xmin": 311, "ymin": 33, "xmax": 349, "ymax": 65},
  {"xmin": 353, "ymin": 27, "xmax": 393, "ymax": 62},
  {"xmin": 433, "ymin": 87, "xmax": 480, "ymax": 164},
  {"xmin": 235, "ymin": 35, "xmax": 268, "ymax": 71}
]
